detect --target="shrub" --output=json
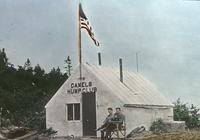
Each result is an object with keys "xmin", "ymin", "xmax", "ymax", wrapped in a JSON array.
[
  {"xmin": 173, "ymin": 98, "xmax": 200, "ymax": 129},
  {"xmin": 150, "ymin": 118, "xmax": 167, "ymax": 133},
  {"xmin": 41, "ymin": 127, "xmax": 57, "ymax": 136}
]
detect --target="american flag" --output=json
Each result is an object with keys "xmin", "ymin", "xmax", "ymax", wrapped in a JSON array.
[{"xmin": 79, "ymin": 4, "xmax": 100, "ymax": 46}]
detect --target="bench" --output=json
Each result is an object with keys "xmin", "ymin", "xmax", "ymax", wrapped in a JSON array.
[{"xmin": 108, "ymin": 118, "xmax": 126, "ymax": 140}]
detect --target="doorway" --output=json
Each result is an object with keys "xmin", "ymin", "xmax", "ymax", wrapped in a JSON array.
[{"xmin": 82, "ymin": 91, "xmax": 97, "ymax": 136}]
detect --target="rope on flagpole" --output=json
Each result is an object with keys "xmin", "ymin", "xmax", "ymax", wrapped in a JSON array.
[{"xmin": 78, "ymin": 2, "xmax": 82, "ymax": 80}]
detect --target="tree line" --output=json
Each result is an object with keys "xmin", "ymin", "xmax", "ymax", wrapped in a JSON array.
[
  {"xmin": 0, "ymin": 48, "xmax": 71, "ymax": 131},
  {"xmin": 0, "ymin": 48, "xmax": 200, "ymax": 132}
]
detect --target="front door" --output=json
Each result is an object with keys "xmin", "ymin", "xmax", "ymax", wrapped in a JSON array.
[{"xmin": 82, "ymin": 92, "xmax": 97, "ymax": 136}]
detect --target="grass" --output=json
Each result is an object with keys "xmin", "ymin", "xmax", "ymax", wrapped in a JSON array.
[{"xmin": 133, "ymin": 130, "xmax": 200, "ymax": 140}]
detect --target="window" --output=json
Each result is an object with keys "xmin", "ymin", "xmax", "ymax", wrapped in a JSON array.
[
  {"xmin": 66, "ymin": 103, "xmax": 80, "ymax": 121},
  {"xmin": 74, "ymin": 104, "xmax": 80, "ymax": 120},
  {"xmin": 67, "ymin": 104, "xmax": 73, "ymax": 120}
]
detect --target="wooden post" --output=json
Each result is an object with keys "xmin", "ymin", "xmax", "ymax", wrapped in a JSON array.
[
  {"xmin": 119, "ymin": 58, "xmax": 123, "ymax": 83},
  {"xmin": 98, "ymin": 52, "xmax": 101, "ymax": 66}
]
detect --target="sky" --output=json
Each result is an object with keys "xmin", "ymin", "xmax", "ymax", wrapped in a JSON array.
[{"xmin": 0, "ymin": 0, "xmax": 200, "ymax": 105}]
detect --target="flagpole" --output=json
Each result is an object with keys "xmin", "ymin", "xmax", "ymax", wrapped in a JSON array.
[{"xmin": 78, "ymin": 3, "xmax": 82, "ymax": 79}]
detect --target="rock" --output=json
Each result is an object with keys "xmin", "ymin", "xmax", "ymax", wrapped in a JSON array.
[
  {"xmin": 0, "ymin": 133, "xmax": 6, "ymax": 140},
  {"xmin": 7, "ymin": 127, "xmax": 28, "ymax": 138},
  {"xmin": 0, "ymin": 127, "xmax": 28, "ymax": 139},
  {"xmin": 126, "ymin": 126, "xmax": 147, "ymax": 138}
]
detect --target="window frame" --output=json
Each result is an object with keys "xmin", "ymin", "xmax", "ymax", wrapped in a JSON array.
[
  {"xmin": 67, "ymin": 104, "xmax": 74, "ymax": 121},
  {"xmin": 74, "ymin": 103, "xmax": 80, "ymax": 120},
  {"xmin": 66, "ymin": 103, "xmax": 81, "ymax": 121}
]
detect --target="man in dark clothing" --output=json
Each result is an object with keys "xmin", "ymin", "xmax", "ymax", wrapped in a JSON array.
[
  {"xmin": 113, "ymin": 107, "xmax": 125, "ymax": 128},
  {"xmin": 96, "ymin": 107, "xmax": 115, "ymax": 140}
]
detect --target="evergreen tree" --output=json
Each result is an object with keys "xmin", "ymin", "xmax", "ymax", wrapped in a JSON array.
[
  {"xmin": 187, "ymin": 104, "xmax": 200, "ymax": 128},
  {"xmin": 173, "ymin": 98, "xmax": 200, "ymax": 129},
  {"xmin": 23, "ymin": 58, "xmax": 33, "ymax": 75},
  {"xmin": 64, "ymin": 56, "xmax": 72, "ymax": 76},
  {"xmin": 34, "ymin": 64, "xmax": 45, "ymax": 76},
  {"xmin": 0, "ymin": 49, "xmax": 69, "ymax": 131},
  {"xmin": 0, "ymin": 48, "xmax": 8, "ymax": 71},
  {"xmin": 173, "ymin": 98, "xmax": 189, "ymax": 121}
]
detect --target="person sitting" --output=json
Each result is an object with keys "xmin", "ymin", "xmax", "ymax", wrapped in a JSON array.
[
  {"xmin": 113, "ymin": 107, "xmax": 125, "ymax": 129},
  {"xmin": 96, "ymin": 107, "xmax": 116, "ymax": 140}
]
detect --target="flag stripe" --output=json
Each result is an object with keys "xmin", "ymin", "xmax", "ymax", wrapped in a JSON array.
[{"xmin": 79, "ymin": 8, "xmax": 100, "ymax": 46}]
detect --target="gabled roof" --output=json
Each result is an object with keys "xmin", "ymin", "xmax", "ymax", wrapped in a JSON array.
[
  {"xmin": 45, "ymin": 63, "xmax": 173, "ymax": 108},
  {"xmin": 83, "ymin": 63, "xmax": 173, "ymax": 107}
]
